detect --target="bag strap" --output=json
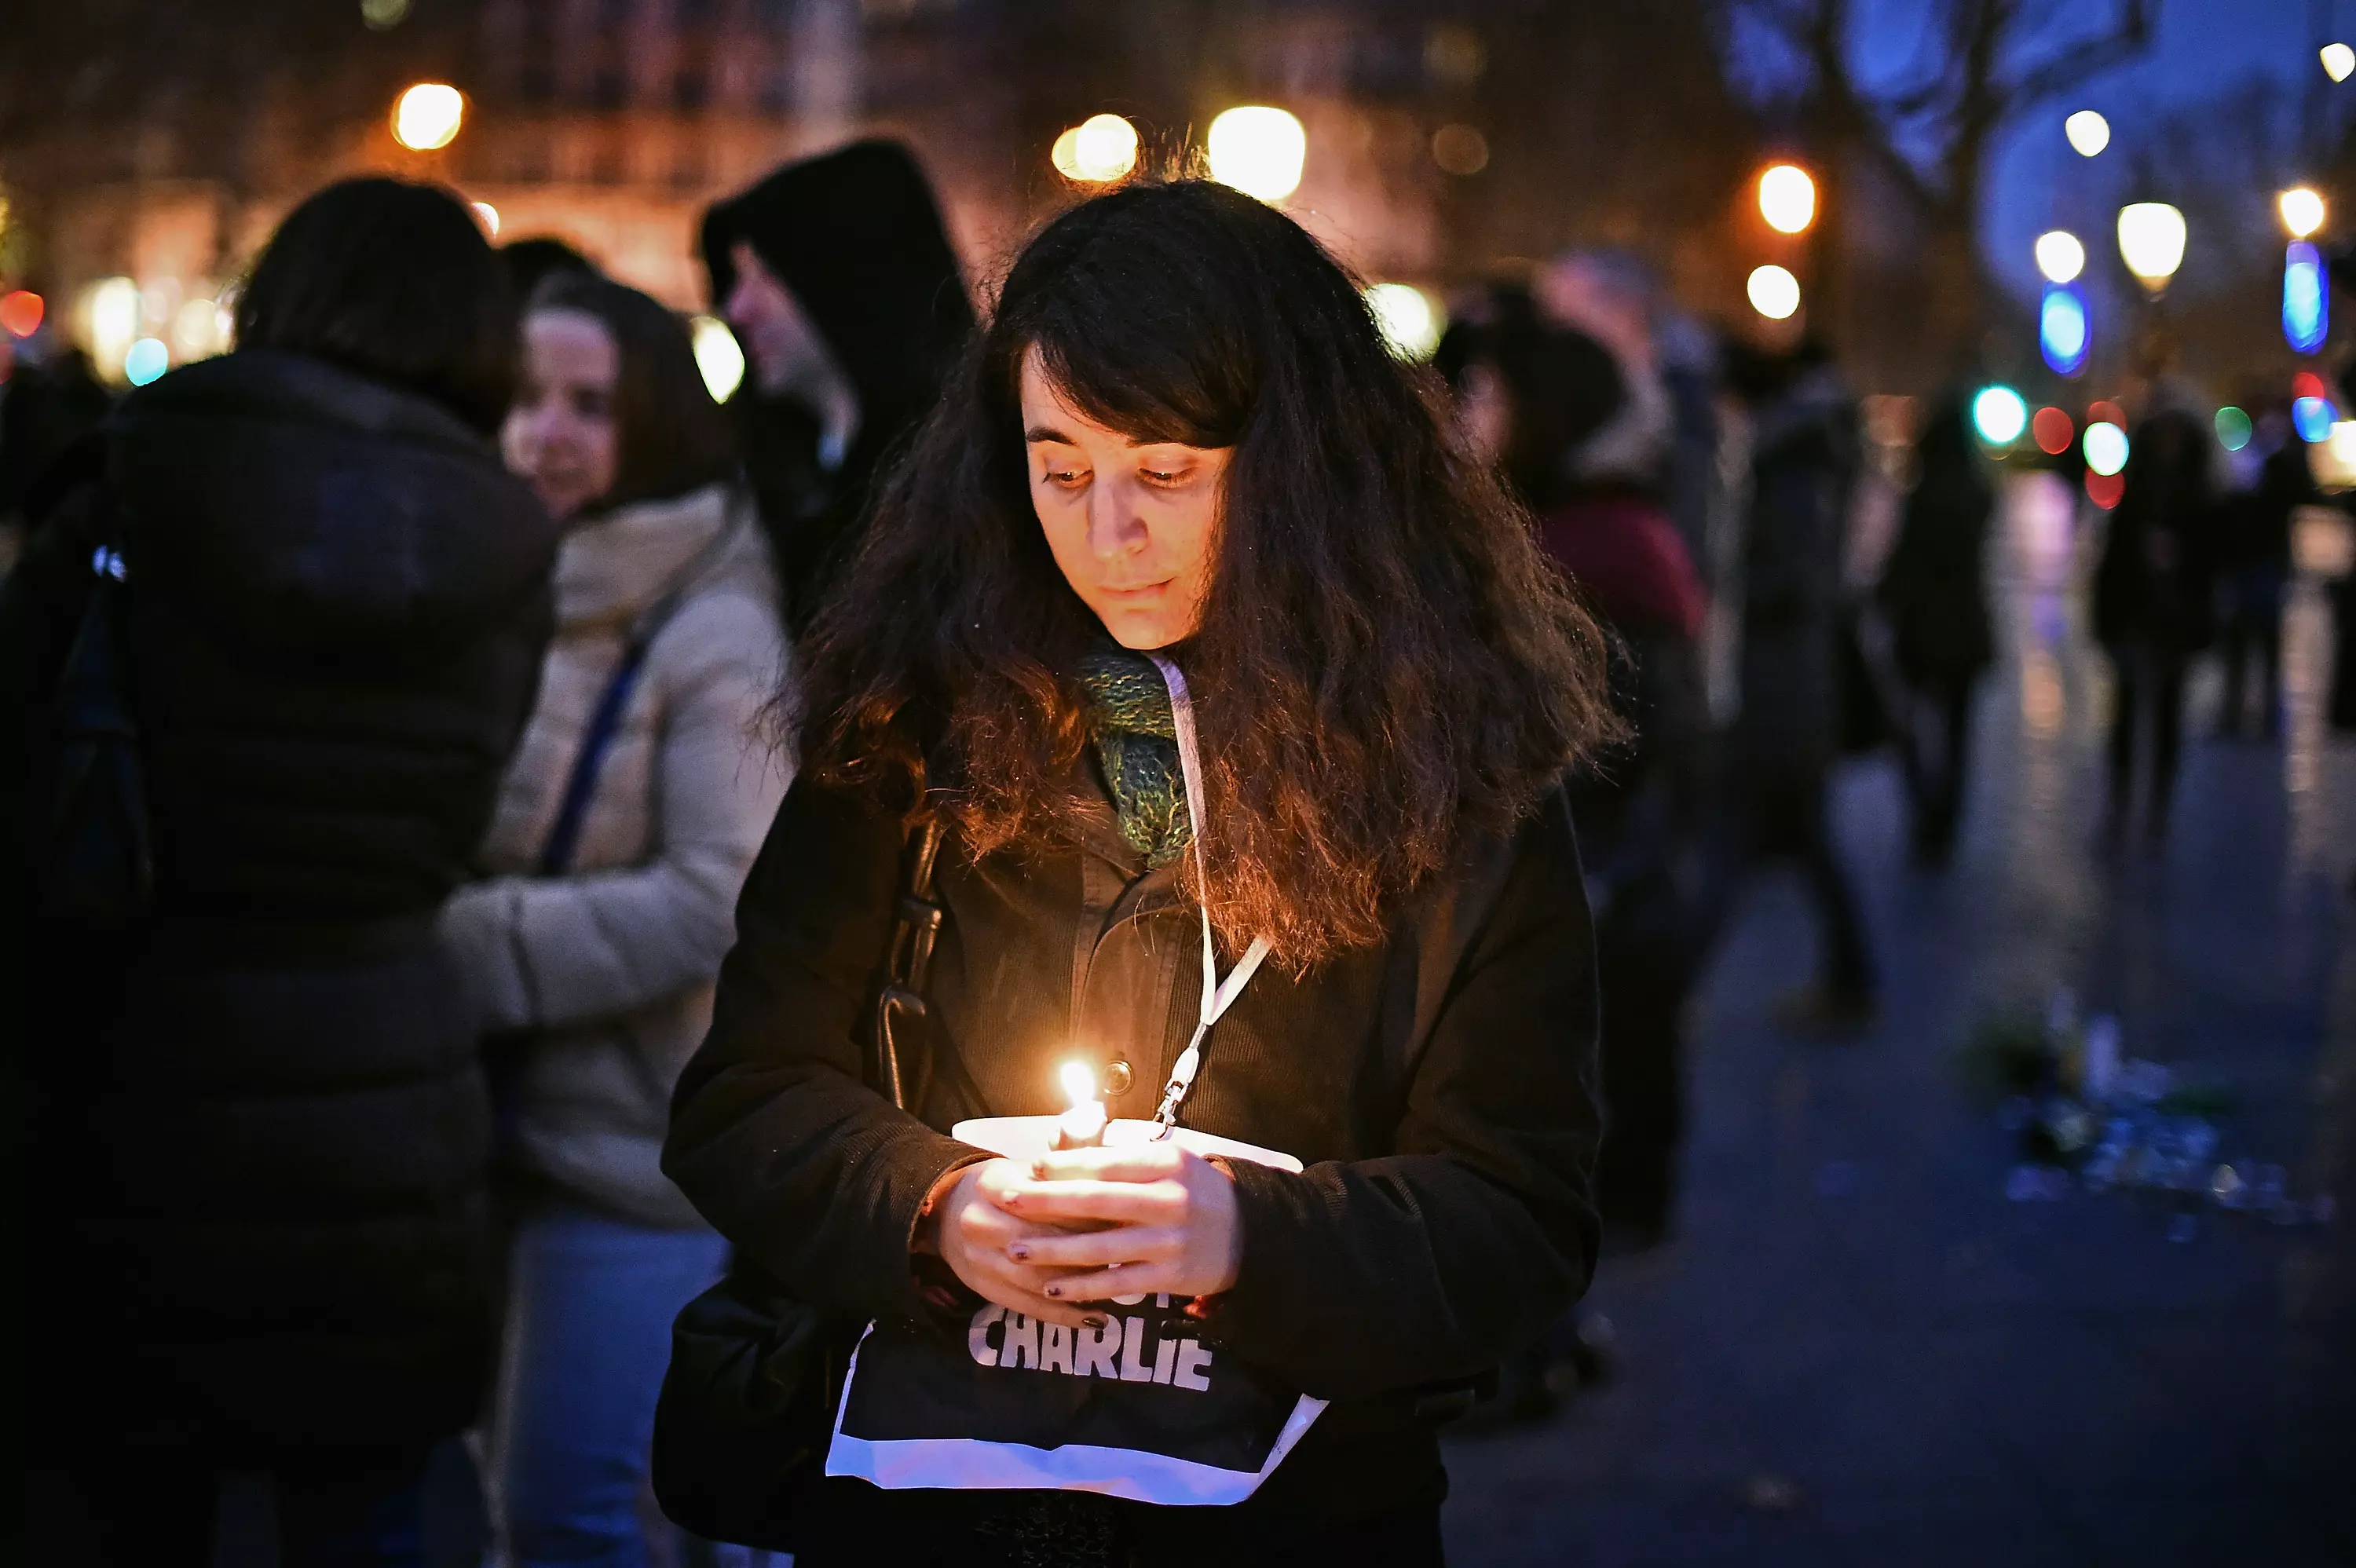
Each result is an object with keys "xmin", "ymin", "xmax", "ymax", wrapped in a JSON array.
[
  {"xmin": 871, "ymin": 817, "xmax": 948, "ymax": 1110},
  {"xmin": 536, "ymin": 510, "xmax": 744, "ymax": 875}
]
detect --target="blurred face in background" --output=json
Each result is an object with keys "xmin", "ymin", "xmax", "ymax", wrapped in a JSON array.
[
  {"xmin": 725, "ymin": 239, "xmax": 839, "ymax": 401},
  {"xmin": 1019, "ymin": 347, "xmax": 1230, "ymax": 651},
  {"xmin": 504, "ymin": 307, "xmax": 620, "ymax": 522}
]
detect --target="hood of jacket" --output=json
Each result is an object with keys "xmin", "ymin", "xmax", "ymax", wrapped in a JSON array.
[
  {"xmin": 701, "ymin": 139, "xmax": 975, "ymax": 433},
  {"xmin": 554, "ymin": 482, "xmax": 765, "ymax": 634},
  {"xmin": 106, "ymin": 349, "xmax": 558, "ymax": 663}
]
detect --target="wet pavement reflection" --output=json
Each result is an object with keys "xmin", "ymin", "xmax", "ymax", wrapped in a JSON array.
[{"xmin": 1443, "ymin": 476, "xmax": 2356, "ymax": 1566}]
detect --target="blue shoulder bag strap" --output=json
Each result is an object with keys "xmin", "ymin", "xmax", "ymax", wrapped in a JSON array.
[{"xmin": 536, "ymin": 510, "xmax": 744, "ymax": 876}]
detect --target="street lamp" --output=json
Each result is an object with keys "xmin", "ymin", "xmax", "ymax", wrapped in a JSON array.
[
  {"xmin": 2280, "ymin": 186, "xmax": 2326, "ymax": 239},
  {"xmin": 2281, "ymin": 188, "xmax": 2329, "ymax": 353},
  {"xmin": 392, "ymin": 83, "xmax": 464, "ymax": 152},
  {"xmin": 1746, "ymin": 265, "xmax": 1801, "ymax": 320},
  {"xmin": 2034, "ymin": 230, "xmax": 2085, "ymax": 283},
  {"xmin": 2324, "ymin": 43, "xmax": 2354, "ymax": 82},
  {"xmin": 2064, "ymin": 110, "xmax": 2110, "ymax": 157},
  {"xmin": 1052, "ymin": 113, "xmax": 1140, "ymax": 184},
  {"xmin": 2116, "ymin": 203, "xmax": 2186, "ymax": 294},
  {"xmin": 1757, "ymin": 164, "xmax": 1816, "ymax": 234},
  {"xmin": 1206, "ymin": 107, "xmax": 1306, "ymax": 201}
]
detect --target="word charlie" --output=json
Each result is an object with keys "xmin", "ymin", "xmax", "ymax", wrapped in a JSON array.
[{"xmin": 966, "ymin": 1296, "xmax": 1216, "ymax": 1392}]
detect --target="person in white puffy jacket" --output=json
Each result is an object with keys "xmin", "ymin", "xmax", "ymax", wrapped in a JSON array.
[{"xmin": 442, "ymin": 269, "xmax": 791, "ymax": 1567}]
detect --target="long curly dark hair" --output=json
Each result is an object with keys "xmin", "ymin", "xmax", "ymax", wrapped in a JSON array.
[{"xmin": 798, "ymin": 180, "xmax": 1616, "ymax": 963}]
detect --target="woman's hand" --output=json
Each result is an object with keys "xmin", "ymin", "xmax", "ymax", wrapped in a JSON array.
[
  {"xmin": 931, "ymin": 1159, "xmax": 1106, "ymax": 1330},
  {"xmin": 990, "ymin": 1142, "xmax": 1243, "ymax": 1305}
]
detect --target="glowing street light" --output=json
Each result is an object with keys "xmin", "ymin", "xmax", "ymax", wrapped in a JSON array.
[
  {"xmin": 1971, "ymin": 385, "xmax": 2029, "ymax": 448},
  {"xmin": 2325, "ymin": 42, "xmax": 2355, "ymax": 82},
  {"xmin": 2064, "ymin": 110, "xmax": 2110, "ymax": 157},
  {"xmin": 1052, "ymin": 113, "xmax": 1140, "ymax": 184},
  {"xmin": 2034, "ymin": 229, "xmax": 2086, "ymax": 283},
  {"xmin": 470, "ymin": 201, "xmax": 501, "ymax": 236},
  {"xmin": 2280, "ymin": 186, "xmax": 2326, "ymax": 239},
  {"xmin": 1363, "ymin": 283, "xmax": 1443, "ymax": 361},
  {"xmin": 392, "ymin": 83, "xmax": 464, "ymax": 152},
  {"xmin": 1758, "ymin": 164, "xmax": 1816, "ymax": 234},
  {"xmin": 1206, "ymin": 106, "xmax": 1306, "ymax": 202},
  {"xmin": 2081, "ymin": 420, "xmax": 2128, "ymax": 477},
  {"xmin": 2285, "ymin": 239, "xmax": 2329, "ymax": 353},
  {"xmin": 1746, "ymin": 265, "xmax": 1801, "ymax": 320},
  {"xmin": 2116, "ymin": 203, "xmax": 2186, "ymax": 294}
]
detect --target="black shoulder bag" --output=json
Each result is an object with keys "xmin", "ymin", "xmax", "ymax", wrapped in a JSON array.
[{"xmin": 649, "ymin": 817, "xmax": 947, "ymax": 1552}]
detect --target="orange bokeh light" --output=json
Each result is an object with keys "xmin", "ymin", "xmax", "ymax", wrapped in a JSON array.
[
  {"xmin": 2087, "ymin": 400, "xmax": 2126, "ymax": 429},
  {"xmin": 0, "ymin": 290, "xmax": 44, "ymax": 338},
  {"xmin": 2032, "ymin": 406, "xmax": 2073, "ymax": 455},
  {"xmin": 2086, "ymin": 469, "xmax": 2125, "ymax": 509}
]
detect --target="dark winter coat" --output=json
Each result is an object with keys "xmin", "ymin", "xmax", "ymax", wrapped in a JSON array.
[
  {"xmin": 1735, "ymin": 362, "xmax": 1860, "ymax": 777},
  {"xmin": 6, "ymin": 349, "xmax": 558, "ymax": 1460},
  {"xmin": 1877, "ymin": 414, "xmax": 1995, "ymax": 689},
  {"xmin": 664, "ymin": 766, "xmax": 1604, "ymax": 1541},
  {"xmin": 702, "ymin": 141, "xmax": 975, "ymax": 630},
  {"xmin": 2091, "ymin": 410, "xmax": 2219, "ymax": 656}
]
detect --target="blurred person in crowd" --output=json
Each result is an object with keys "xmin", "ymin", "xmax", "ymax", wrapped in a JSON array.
[
  {"xmin": 0, "ymin": 338, "xmax": 114, "ymax": 527},
  {"xmin": 5, "ymin": 178, "xmax": 558, "ymax": 1566},
  {"xmin": 701, "ymin": 139, "xmax": 974, "ymax": 631},
  {"xmin": 2093, "ymin": 407, "xmax": 2219, "ymax": 849},
  {"xmin": 445, "ymin": 271, "xmax": 791, "ymax": 1567},
  {"xmin": 501, "ymin": 235, "xmax": 599, "ymax": 303},
  {"xmin": 1875, "ymin": 396, "xmax": 1994, "ymax": 866},
  {"xmin": 1443, "ymin": 287, "xmax": 1707, "ymax": 1253},
  {"xmin": 1722, "ymin": 334, "xmax": 1875, "ymax": 1033},
  {"xmin": 2211, "ymin": 400, "xmax": 2305, "ymax": 740},
  {"xmin": 1441, "ymin": 288, "xmax": 1708, "ymax": 1421},
  {"xmin": 660, "ymin": 180, "xmax": 1611, "ymax": 1563}
]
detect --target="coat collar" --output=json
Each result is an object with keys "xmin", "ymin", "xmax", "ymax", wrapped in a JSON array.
[{"xmin": 554, "ymin": 484, "xmax": 734, "ymax": 632}]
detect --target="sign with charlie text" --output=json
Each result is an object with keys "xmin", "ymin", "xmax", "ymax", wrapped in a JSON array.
[{"xmin": 825, "ymin": 1293, "xmax": 1326, "ymax": 1504}]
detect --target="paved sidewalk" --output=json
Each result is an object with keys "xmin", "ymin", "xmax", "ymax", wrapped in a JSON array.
[{"xmin": 1443, "ymin": 496, "xmax": 2356, "ymax": 1566}]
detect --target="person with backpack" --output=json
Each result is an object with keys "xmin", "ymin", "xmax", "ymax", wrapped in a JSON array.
[
  {"xmin": 5, "ymin": 178, "xmax": 559, "ymax": 1564},
  {"xmin": 656, "ymin": 179, "xmax": 1612, "ymax": 1565},
  {"xmin": 439, "ymin": 272, "xmax": 790, "ymax": 1566}
]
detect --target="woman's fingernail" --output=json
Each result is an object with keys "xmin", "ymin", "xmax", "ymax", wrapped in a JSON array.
[
  {"xmin": 1044, "ymin": 1284, "xmax": 1062, "ymax": 1298},
  {"xmin": 1008, "ymin": 1244, "xmax": 1030, "ymax": 1261},
  {"xmin": 1084, "ymin": 1314, "xmax": 1107, "ymax": 1329},
  {"xmin": 1030, "ymin": 1160, "xmax": 1048, "ymax": 1178}
]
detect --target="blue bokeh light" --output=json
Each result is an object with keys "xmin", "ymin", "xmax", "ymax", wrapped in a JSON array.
[
  {"xmin": 2285, "ymin": 242, "xmax": 2328, "ymax": 355},
  {"xmin": 124, "ymin": 338, "xmax": 170, "ymax": 387},
  {"xmin": 2039, "ymin": 285, "xmax": 2088, "ymax": 376},
  {"xmin": 2292, "ymin": 395, "xmax": 2336, "ymax": 443}
]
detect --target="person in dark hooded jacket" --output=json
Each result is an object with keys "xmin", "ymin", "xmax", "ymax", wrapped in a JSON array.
[
  {"xmin": 6, "ymin": 178, "xmax": 558, "ymax": 1564},
  {"xmin": 702, "ymin": 139, "xmax": 975, "ymax": 631}
]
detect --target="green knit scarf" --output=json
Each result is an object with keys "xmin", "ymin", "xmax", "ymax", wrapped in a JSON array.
[{"xmin": 1075, "ymin": 645, "xmax": 1192, "ymax": 868}]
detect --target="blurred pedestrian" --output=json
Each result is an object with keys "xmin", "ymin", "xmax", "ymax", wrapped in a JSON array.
[
  {"xmin": 1443, "ymin": 288, "xmax": 1707, "ymax": 1255},
  {"xmin": 6, "ymin": 177, "xmax": 558, "ymax": 1566},
  {"xmin": 442, "ymin": 272, "xmax": 791, "ymax": 1566},
  {"xmin": 1723, "ymin": 336, "xmax": 1876, "ymax": 1033},
  {"xmin": 701, "ymin": 139, "xmax": 974, "ymax": 631},
  {"xmin": 2211, "ymin": 402, "xmax": 2304, "ymax": 740},
  {"xmin": 658, "ymin": 180, "xmax": 1612, "ymax": 1564},
  {"xmin": 1875, "ymin": 396, "xmax": 1995, "ymax": 866},
  {"xmin": 2092, "ymin": 408, "xmax": 2219, "ymax": 849}
]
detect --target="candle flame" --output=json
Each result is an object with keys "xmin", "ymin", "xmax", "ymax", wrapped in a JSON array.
[{"xmin": 1059, "ymin": 1060, "xmax": 1096, "ymax": 1110}]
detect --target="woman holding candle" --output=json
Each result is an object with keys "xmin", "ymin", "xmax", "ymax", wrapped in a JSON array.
[{"xmin": 663, "ymin": 179, "xmax": 1613, "ymax": 1565}]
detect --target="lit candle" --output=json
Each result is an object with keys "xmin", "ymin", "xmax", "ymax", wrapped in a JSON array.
[{"xmin": 1055, "ymin": 1060, "xmax": 1107, "ymax": 1150}]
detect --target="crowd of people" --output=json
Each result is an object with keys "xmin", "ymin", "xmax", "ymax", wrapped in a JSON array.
[{"xmin": 3, "ymin": 139, "xmax": 2343, "ymax": 1568}]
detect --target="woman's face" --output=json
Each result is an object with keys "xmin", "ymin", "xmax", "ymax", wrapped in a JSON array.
[
  {"xmin": 1020, "ymin": 348, "xmax": 1231, "ymax": 651},
  {"xmin": 503, "ymin": 308, "xmax": 620, "ymax": 522}
]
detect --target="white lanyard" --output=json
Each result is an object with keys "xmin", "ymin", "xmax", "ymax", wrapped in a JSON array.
[{"xmin": 1145, "ymin": 654, "xmax": 1271, "ymax": 1134}]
